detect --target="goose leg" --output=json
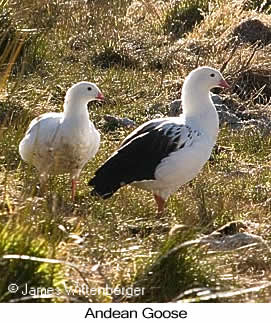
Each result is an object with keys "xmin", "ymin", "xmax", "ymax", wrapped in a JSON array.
[
  {"xmin": 71, "ymin": 171, "xmax": 81, "ymax": 202},
  {"xmin": 154, "ymin": 194, "xmax": 165, "ymax": 215},
  {"xmin": 39, "ymin": 173, "xmax": 48, "ymax": 195},
  {"xmin": 72, "ymin": 179, "xmax": 77, "ymax": 202}
]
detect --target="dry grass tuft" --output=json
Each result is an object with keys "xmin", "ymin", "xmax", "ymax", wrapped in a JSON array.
[{"xmin": 232, "ymin": 17, "xmax": 271, "ymax": 46}]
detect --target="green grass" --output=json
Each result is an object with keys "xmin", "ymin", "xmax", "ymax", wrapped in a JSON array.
[
  {"xmin": 0, "ymin": 0, "xmax": 271, "ymax": 302},
  {"xmin": 0, "ymin": 220, "xmax": 64, "ymax": 302}
]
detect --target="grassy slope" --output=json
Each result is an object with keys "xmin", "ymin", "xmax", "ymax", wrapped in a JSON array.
[{"xmin": 0, "ymin": 0, "xmax": 271, "ymax": 302}]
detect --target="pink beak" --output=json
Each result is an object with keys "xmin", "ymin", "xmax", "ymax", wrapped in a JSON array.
[
  {"xmin": 219, "ymin": 79, "xmax": 230, "ymax": 89},
  {"xmin": 96, "ymin": 92, "xmax": 105, "ymax": 101}
]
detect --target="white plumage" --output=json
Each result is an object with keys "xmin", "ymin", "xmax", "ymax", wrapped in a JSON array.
[
  {"xmin": 19, "ymin": 81, "xmax": 104, "ymax": 200},
  {"xmin": 89, "ymin": 66, "xmax": 230, "ymax": 213}
]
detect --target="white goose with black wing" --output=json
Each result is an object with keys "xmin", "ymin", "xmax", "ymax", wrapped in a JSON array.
[{"xmin": 89, "ymin": 67, "xmax": 229, "ymax": 213}]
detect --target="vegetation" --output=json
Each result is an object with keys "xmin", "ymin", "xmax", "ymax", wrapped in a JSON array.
[{"xmin": 0, "ymin": 0, "xmax": 271, "ymax": 302}]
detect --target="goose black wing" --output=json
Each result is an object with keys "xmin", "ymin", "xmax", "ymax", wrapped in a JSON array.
[{"xmin": 89, "ymin": 119, "xmax": 192, "ymax": 198}]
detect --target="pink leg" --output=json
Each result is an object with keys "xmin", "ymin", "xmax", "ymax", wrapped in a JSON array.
[
  {"xmin": 39, "ymin": 173, "xmax": 48, "ymax": 195},
  {"xmin": 72, "ymin": 179, "xmax": 77, "ymax": 202},
  {"xmin": 154, "ymin": 194, "xmax": 165, "ymax": 215}
]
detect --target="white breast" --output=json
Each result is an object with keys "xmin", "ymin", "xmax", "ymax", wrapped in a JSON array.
[{"xmin": 19, "ymin": 112, "xmax": 100, "ymax": 176}]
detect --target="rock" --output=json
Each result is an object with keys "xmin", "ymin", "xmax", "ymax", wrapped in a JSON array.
[
  {"xmin": 169, "ymin": 99, "xmax": 182, "ymax": 116},
  {"xmin": 168, "ymin": 221, "xmax": 265, "ymax": 252},
  {"xmin": 199, "ymin": 220, "xmax": 265, "ymax": 251},
  {"xmin": 211, "ymin": 94, "xmax": 223, "ymax": 105},
  {"xmin": 210, "ymin": 220, "xmax": 248, "ymax": 236},
  {"xmin": 103, "ymin": 115, "xmax": 136, "ymax": 128},
  {"xmin": 216, "ymin": 105, "xmax": 242, "ymax": 128},
  {"xmin": 201, "ymin": 232, "xmax": 264, "ymax": 251},
  {"xmin": 121, "ymin": 117, "xmax": 137, "ymax": 128}
]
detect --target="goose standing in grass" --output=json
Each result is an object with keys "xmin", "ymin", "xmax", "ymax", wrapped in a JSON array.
[
  {"xmin": 89, "ymin": 67, "xmax": 230, "ymax": 214},
  {"xmin": 19, "ymin": 81, "xmax": 104, "ymax": 201}
]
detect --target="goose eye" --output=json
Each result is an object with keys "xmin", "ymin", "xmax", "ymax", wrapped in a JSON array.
[
  {"xmin": 210, "ymin": 73, "xmax": 215, "ymax": 77},
  {"xmin": 87, "ymin": 86, "xmax": 92, "ymax": 91}
]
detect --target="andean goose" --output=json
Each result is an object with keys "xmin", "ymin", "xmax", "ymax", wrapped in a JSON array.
[
  {"xmin": 89, "ymin": 67, "xmax": 229, "ymax": 213},
  {"xmin": 19, "ymin": 81, "xmax": 104, "ymax": 200}
]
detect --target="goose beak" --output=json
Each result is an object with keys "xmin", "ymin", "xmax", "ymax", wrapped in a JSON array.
[
  {"xmin": 219, "ymin": 79, "xmax": 230, "ymax": 89},
  {"xmin": 96, "ymin": 92, "xmax": 105, "ymax": 101}
]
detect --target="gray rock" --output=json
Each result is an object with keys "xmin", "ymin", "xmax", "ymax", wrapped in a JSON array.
[
  {"xmin": 104, "ymin": 115, "xmax": 136, "ymax": 128},
  {"xmin": 169, "ymin": 99, "xmax": 182, "ymax": 116},
  {"xmin": 121, "ymin": 117, "xmax": 137, "ymax": 128},
  {"xmin": 201, "ymin": 220, "xmax": 265, "ymax": 251},
  {"xmin": 216, "ymin": 105, "xmax": 241, "ymax": 127},
  {"xmin": 211, "ymin": 94, "xmax": 224, "ymax": 105},
  {"xmin": 201, "ymin": 232, "xmax": 264, "ymax": 251}
]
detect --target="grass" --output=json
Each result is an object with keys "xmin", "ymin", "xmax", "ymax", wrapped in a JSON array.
[{"xmin": 0, "ymin": 0, "xmax": 271, "ymax": 302}]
